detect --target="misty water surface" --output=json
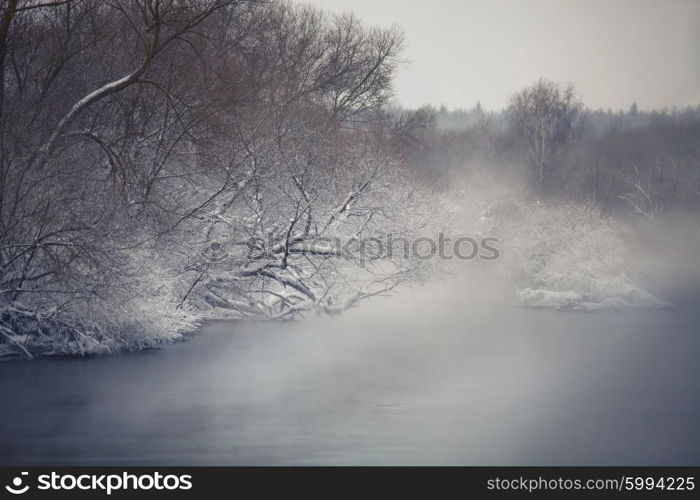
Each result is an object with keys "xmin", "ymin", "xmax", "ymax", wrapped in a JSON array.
[{"xmin": 1, "ymin": 277, "xmax": 699, "ymax": 465}]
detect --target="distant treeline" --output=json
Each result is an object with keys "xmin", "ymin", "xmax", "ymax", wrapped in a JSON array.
[
  {"xmin": 434, "ymin": 102, "xmax": 700, "ymax": 136},
  {"xmin": 398, "ymin": 83, "xmax": 700, "ymax": 217}
]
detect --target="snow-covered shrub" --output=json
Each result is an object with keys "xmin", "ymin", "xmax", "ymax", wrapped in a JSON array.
[
  {"xmin": 481, "ymin": 199, "xmax": 668, "ymax": 310},
  {"xmin": 0, "ymin": 248, "xmax": 198, "ymax": 359}
]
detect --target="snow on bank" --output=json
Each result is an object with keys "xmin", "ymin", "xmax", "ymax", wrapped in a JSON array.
[
  {"xmin": 478, "ymin": 199, "xmax": 669, "ymax": 311},
  {"xmin": 0, "ymin": 250, "xmax": 199, "ymax": 360},
  {"xmin": 516, "ymin": 286, "xmax": 669, "ymax": 311}
]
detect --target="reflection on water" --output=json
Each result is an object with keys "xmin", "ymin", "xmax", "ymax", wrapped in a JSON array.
[{"xmin": 1, "ymin": 282, "xmax": 699, "ymax": 465}]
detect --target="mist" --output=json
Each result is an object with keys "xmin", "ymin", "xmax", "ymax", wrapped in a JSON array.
[{"xmin": 1, "ymin": 0, "xmax": 699, "ymax": 467}]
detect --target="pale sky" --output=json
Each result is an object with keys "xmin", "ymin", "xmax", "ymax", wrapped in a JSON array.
[{"xmin": 299, "ymin": 0, "xmax": 700, "ymax": 110}]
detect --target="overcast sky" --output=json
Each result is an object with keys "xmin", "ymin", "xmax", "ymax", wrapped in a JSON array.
[{"xmin": 300, "ymin": 0, "xmax": 700, "ymax": 111}]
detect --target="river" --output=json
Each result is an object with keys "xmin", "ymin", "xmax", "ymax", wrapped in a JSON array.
[{"xmin": 1, "ymin": 280, "xmax": 699, "ymax": 465}]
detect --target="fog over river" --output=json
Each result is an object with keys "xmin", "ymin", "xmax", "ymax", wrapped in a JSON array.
[{"xmin": 2, "ymin": 274, "xmax": 699, "ymax": 465}]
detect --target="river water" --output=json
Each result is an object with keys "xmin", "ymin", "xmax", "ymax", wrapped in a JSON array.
[{"xmin": 1, "ymin": 281, "xmax": 699, "ymax": 465}]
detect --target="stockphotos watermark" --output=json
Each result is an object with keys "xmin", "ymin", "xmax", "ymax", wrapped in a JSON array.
[
  {"xmin": 199, "ymin": 233, "xmax": 500, "ymax": 267},
  {"xmin": 4, "ymin": 471, "xmax": 192, "ymax": 495}
]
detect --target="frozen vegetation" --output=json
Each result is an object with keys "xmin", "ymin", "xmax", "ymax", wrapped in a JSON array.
[
  {"xmin": 485, "ymin": 200, "xmax": 669, "ymax": 311},
  {"xmin": 1, "ymin": 1, "xmax": 698, "ymax": 359}
]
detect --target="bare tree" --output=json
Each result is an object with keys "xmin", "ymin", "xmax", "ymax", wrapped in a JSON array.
[
  {"xmin": 0, "ymin": 0, "xmax": 254, "ymax": 357},
  {"xmin": 0, "ymin": 0, "xmax": 428, "ymax": 357},
  {"xmin": 176, "ymin": 3, "xmax": 424, "ymax": 320},
  {"xmin": 509, "ymin": 79, "xmax": 584, "ymax": 189}
]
